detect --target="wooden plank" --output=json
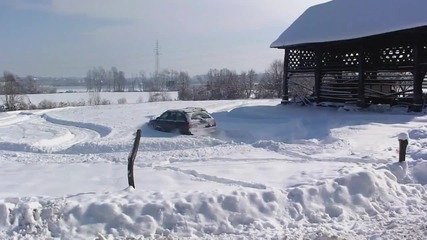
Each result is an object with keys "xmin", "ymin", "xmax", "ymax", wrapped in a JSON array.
[
  {"xmin": 320, "ymin": 89, "xmax": 352, "ymax": 94},
  {"xmin": 282, "ymin": 48, "xmax": 290, "ymax": 102},
  {"xmin": 319, "ymin": 95, "xmax": 358, "ymax": 100}
]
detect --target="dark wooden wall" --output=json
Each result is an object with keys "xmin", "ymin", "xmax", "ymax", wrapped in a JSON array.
[{"xmin": 282, "ymin": 26, "xmax": 427, "ymax": 111}]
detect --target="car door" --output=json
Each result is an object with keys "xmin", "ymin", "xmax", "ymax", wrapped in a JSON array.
[
  {"xmin": 163, "ymin": 111, "xmax": 177, "ymax": 132},
  {"xmin": 175, "ymin": 111, "xmax": 189, "ymax": 132},
  {"xmin": 154, "ymin": 111, "xmax": 170, "ymax": 130}
]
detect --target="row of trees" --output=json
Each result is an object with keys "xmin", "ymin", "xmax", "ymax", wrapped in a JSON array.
[
  {"xmin": 83, "ymin": 59, "xmax": 285, "ymax": 100},
  {"xmin": 176, "ymin": 60, "xmax": 284, "ymax": 101},
  {"xmin": 0, "ymin": 72, "xmax": 60, "ymax": 110},
  {"xmin": 85, "ymin": 67, "xmax": 134, "ymax": 92},
  {"xmin": 1, "ymin": 59, "xmax": 287, "ymax": 110}
]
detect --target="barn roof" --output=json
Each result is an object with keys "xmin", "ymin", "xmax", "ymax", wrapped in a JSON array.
[{"xmin": 271, "ymin": 0, "xmax": 427, "ymax": 48}]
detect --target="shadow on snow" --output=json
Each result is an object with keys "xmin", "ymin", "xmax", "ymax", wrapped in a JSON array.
[{"xmin": 138, "ymin": 104, "xmax": 421, "ymax": 144}]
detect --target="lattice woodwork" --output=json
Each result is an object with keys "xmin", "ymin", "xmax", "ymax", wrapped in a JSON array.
[
  {"xmin": 342, "ymin": 51, "xmax": 359, "ymax": 66},
  {"xmin": 288, "ymin": 49, "xmax": 316, "ymax": 70},
  {"xmin": 321, "ymin": 50, "xmax": 363, "ymax": 69},
  {"xmin": 322, "ymin": 50, "xmax": 344, "ymax": 68},
  {"xmin": 378, "ymin": 45, "xmax": 414, "ymax": 66}
]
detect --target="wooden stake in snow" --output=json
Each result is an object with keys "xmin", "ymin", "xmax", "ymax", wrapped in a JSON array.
[
  {"xmin": 128, "ymin": 129, "xmax": 141, "ymax": 189},
  {"xmin": 398, "ymin": 132, "xmax": 408, "ymax": 163}
]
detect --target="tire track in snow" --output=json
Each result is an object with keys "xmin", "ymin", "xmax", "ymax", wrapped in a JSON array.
[
  {"xmin": 0, "ymin": 112, "xmax": 110, "ymax": 153},
  {"xmin": 249, "ymin": 141, "xmax": 388, "ymax": 164},
  {"xmin": 154, "ymin": 165, "xmax": 267, "ymax": 190},
  {"xmin": 0, "ymin": 112, "xmax": 31, "ymax": 127},
  {"xmin": 41, "ymin": 114, "xmax": 111, "ymax": 137},
  {"xmin": 167, "ymin": 156, "xmax": 376, "ymax": 165}
]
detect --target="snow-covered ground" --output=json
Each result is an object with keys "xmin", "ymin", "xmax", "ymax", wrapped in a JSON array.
[{"xmin": 0, "ymin": 98, "xmax": 427, "ymax": 239}]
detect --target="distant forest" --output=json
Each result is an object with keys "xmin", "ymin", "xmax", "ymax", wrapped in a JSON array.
[{"xmin": 0, "ymin": 58, "xmax": 317, "ymax": 111}]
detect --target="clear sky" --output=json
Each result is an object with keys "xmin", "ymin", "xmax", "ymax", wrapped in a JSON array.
[{"xmin": 0, "ymin": 0, "xmax": 328, "ymax": 77}]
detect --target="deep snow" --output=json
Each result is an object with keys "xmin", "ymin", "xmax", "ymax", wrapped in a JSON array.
[{"xmin": 0, "ymin": 98, "xmax": 427, "ymax": 239}]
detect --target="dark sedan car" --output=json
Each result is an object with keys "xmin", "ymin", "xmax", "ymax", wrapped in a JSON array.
[{"xmin": 148, "ymin": 107, "xmax": 216, "ymax": 135}]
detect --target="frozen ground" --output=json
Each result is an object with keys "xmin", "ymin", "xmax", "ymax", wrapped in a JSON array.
[{"xmin": 0, "ymin": 99, "xmax": 427, "ymax": 239}]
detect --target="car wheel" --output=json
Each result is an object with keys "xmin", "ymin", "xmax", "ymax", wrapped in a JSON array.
[{"xmin": 179, "ymin": 128, "xmax": 191, "ymax": 135}]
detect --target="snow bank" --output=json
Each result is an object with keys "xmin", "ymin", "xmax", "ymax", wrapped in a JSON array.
[
  {"xmin": 288, "ymin": 168, "xmax": 425, "ymax": 221},
  {"xmin": 1, "ymin": 166, "xmax": 426, "ymax": 239},
  {"xmin": 0, "ymin": 189, "xmax": 286, "ymax": 239}
]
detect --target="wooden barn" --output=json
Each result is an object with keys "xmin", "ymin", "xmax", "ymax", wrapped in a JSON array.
[{"xmin": 271, "ymin": 0, "xmax": 427, "ymax": 111}]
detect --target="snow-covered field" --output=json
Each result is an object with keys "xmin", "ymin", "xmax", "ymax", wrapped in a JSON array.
[
  {"xmin": 1, "ymin": 91, "xmax": 179, "ymax": 106},
  {"xmin": 1, "ymin": 98, "xmax": 427, "ymax": 239}
]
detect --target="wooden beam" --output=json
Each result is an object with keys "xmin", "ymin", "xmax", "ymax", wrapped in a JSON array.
[
  {"xmin": 315, "ymin": 49, "xmax": 322, "ymax": 103},
  {"xmin": 281, "ymin": 49, "xmax": 290, "ymax": 104},
  {"xmin": 411, "ymin": 39, "xmax": 423, "ymax": 112},
  {"xmin": 357, "ymin": 41, "xmax": 367, "ymax": 107}
]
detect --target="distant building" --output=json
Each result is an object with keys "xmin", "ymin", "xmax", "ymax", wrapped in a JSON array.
[{"xmin": 271, "ymin": 0, "xmax": 427, "ymax": 111}]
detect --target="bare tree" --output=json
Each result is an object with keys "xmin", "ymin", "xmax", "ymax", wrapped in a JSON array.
[
  {"xmin": 111, "ymin": 67, "xmax": 119, "ymax": 92},
  {"xmin": 256, "ymin": 60, "xmax": 283, "ymax": 98},
  {"xmin": 128, "ymin": 74, "xmax": 137, "ymax": 92},
  {"xmin": 206, "ymin": 68, "xmax": 244, "ymax": 100},
  {"xmin": 21, "ymin": 75, "xmax": 39, "ymax": 94},
  {"xmin": 240, "ymin": 69, "xmax": 256, "ymax": 99},
  {"xmin": 106, "ymin": 69, "xmax": 113, "ymax": 92},
  {"xmin": 95, "ymin": 67, "xmax": 106, "ymax": 92},
  {"xmin": 117, "ymin": 71, "xmax": 126, "ymax": 92},
  {"xmin": 84, "ymin": 69, "xmax": 94, "ymax": 92},
  {"xmin": 137, "ymin": 71, "xmax": 145, "ymax": 91},
  {"xmin": 192, "ymin": 76, "xmax": 209, "ymax": 100},
  {"xmin": 177, "ymin": 71, "xmax": 192, "ymax": 100},
  {"xmin": 2, "ymin": 72, "xmax": 22, "ymax": 111}
]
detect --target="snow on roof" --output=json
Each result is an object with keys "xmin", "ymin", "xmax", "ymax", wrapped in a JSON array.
[{"xmin": 271, "ymin": 0, "xmax": 427, "ymax": 48}]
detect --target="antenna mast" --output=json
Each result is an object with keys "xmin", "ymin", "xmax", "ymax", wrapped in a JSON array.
[{"xmin": 155, "ymin": 40, "xmax": 160, "ymax": 77}]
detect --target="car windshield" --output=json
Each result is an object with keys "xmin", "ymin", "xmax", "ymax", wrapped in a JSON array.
[
  {"xmin": 191, "ymin": 111, "xmax": 212, "ymax": 120},
  {"xmin": 158, "ymin": 112, "xmax": 170, "ymax": 119}
]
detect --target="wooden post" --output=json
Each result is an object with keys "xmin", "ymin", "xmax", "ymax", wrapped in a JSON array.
[
  {"xmin": 357, "ymin": 42, "xmax": 366, "ymax": 107},
  {"xmin": 398, "ymin": 133, "xmax": 408, "ymax": 162},
  {"xmin": 282, "ymin": 48, "xmax": 290, "ymax": 104},
  {"xmin": 128, "ymin": 129, "xmax": 141, "ymax": 189},
  {"xmin": 315, "ymin": 49, "xmax": 322, "ymax": 103},
  {"xmin": 411, "ymin": 40, "xmax": 423, "ymax": 112}
]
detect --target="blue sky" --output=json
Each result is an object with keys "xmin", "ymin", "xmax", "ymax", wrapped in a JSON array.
[{"xmin": 0, "ymin": 0, "xmax": 327, "ymax": 77}]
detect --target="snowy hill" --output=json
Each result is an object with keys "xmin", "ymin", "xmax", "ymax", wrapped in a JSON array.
[{"xmin": 0, "ymin": 99, "xmax": 426, "ymax": 239}]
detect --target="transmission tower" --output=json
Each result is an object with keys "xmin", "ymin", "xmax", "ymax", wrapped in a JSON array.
[
  {"xmin": 154, "ymin": 40, "xmax": 163, "ymax": 90},
  {"xmin": 155, "ymin": 40, "xmax": 160, "ymax": 77}
]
